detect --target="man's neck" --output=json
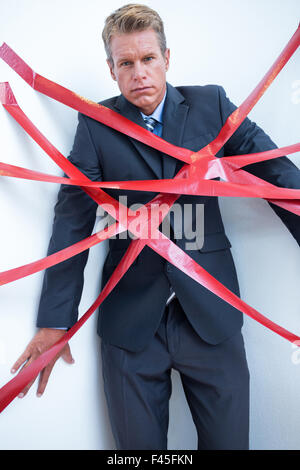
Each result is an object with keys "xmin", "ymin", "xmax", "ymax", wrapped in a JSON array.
[{"xmin": 139, "ymin": 89, "xmax": 167, "ymax": 123}]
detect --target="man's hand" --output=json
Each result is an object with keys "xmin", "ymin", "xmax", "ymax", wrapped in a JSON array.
[{"xmin": 11, "ymin": 328, "xmax": 75, "ymax": 398}]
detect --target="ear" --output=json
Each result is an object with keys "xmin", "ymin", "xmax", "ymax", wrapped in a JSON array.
[
  {"xmin": 107, "ymin": 59, "xmax": 117, "ymax": 81},
  {"xmin": 164, "ymin": 48, "xmax": 170, "ymax": 72}
]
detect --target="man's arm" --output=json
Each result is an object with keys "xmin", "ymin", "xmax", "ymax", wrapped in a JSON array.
[
  {"xmin": 12, "ymin": 112, "xmax": 102, "ymax": 397},
  {"xmin": 36, "ymin": 112, "xmax": 102, "ymax": 328},
  {"xmin": 218, "ymin": 86, "xmax": 300, "ymax": 245}
]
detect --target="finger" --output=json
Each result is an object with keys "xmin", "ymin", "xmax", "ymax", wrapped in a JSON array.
[
  {"xmin": 11, "ymin": 348, "xmax": 31, "ymax": 374},
  {"xmin": 18, "ymin": 377, "xmax": 37, "ymax": 398},
  {"xmin": 17, "ymin": 356, "xmax": 39, "ymax": 398},
  {"xmin": 36, "ymin": 362, "xmax": 55, "ymax": 397},
  {"xmin": 61, "ymin": 344, "xmax": 75, "ymax": 364},
  {"xmin": 37, "ymin": 347, "xmax": 74, "ymax": 397}
]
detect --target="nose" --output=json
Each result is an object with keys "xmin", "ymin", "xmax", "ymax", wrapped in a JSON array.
[{"xmin": 132, "ymin": 61, "xmax": 146, "ymax": 81}]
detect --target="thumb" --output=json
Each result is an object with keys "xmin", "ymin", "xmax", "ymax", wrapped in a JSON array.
[{"xmin": 61, "ymin": 345, "xmax": 75, "ymax": 364}]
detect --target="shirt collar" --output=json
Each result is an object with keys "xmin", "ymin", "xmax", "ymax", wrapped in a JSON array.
[{"xmin": 140, "ymin": 89, "xmax": 167, "ymax": 124}]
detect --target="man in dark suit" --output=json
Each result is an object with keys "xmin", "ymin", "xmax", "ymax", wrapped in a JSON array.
[{"xmin": 12, "ymin": 4, "xmax": 300, "ymax": 449}]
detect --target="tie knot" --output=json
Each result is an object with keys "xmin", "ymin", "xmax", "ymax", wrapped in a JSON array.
[{"xmin": 143, "ymin": 116, "xmax": 158, "ymax": 133}]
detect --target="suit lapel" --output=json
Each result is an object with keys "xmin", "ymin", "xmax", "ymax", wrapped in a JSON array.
[
  {"xmin": 113, "ymin": 94, "xmax": 163, "ymax": 179},
  {"xmin": 161, "ymin": 83, "xmax": 189, "ymax": 179}
]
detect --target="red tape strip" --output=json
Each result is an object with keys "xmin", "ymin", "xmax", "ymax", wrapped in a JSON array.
[{"xmin": 1, "ymin": 158, "xmax": 300, "ymax": 200}]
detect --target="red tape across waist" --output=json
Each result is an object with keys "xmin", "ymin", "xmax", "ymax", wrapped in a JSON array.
[{"xmin": 0, "ymin": 24, "xmax": 299, "ymax": 412}]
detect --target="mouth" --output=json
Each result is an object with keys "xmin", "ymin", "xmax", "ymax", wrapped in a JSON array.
[{"xmin": 131, "ymin": 86, "xmax": 152, "ymax": 93}]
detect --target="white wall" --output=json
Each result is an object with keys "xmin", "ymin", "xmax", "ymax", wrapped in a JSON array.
[{"xmin": 0, "ymin": 0, "xmax": 299, "ymax": 450}]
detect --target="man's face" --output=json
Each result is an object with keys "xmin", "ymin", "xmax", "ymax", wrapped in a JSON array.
[{"xmin": 107, "ymin": 28, "xmax": 170, "ymax": 115}]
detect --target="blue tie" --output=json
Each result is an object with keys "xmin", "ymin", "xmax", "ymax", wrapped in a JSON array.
[{"xmin": 143, "ymin": 116, "xmax": 159, "ymax": 134}]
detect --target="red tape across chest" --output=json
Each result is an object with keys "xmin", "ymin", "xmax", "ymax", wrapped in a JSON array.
[{"xmin": 0, "ymin": 24, "xmax": 299, "ymax": 412}]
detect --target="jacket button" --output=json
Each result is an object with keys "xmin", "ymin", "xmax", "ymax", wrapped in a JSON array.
[{"xmin": 166, "ymin": 264, "xmax": 172, "ymax": 273}]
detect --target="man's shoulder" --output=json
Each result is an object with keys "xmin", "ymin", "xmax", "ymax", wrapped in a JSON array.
[
  {"xmin": 174, "ymin": 83, "xmax": 225, "ymax": 104},
  {"xmin": 98, "ymin": 94, "xmax": 119, "ymax": 109},
  {"xmin": 77, "ymin": 94, "xmax": 120, "ymax": 130}
]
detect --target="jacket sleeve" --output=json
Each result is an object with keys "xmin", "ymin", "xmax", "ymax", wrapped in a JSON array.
[
  {"xmin": 218, "ymin": 86, "xmax": 300, "ymax": 246},
  {"xmin": 36, "ymin": 113, "xmax": 102, "ymax": 329}
]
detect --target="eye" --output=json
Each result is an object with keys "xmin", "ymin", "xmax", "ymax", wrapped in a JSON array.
[
  {"xmin": 120, "ymin": 61, "xmax": 131, "ymax": 67},
  {"xmin": 144, "ymin": 56, "xmax": 154, "ymax": 62}
]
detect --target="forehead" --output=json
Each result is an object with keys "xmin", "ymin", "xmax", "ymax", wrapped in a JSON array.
[{"xmin": 110, "ymin": 29, "xmax": 161, "ymax": 60}]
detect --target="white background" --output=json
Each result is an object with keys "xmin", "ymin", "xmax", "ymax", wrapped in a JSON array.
[{"xmin": 0, "ymin": 0, "xmax": 299, "ymax": 450}]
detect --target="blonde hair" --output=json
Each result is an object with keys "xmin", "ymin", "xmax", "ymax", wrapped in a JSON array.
[{"xmin": 102, "ymin": 3, "xmax": 167, "ymax": 64}]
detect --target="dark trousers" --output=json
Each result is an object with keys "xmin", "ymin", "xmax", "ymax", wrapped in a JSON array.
[{"xmin": 101, "ymin": 298, "xmax": 250, "ymax": 450}]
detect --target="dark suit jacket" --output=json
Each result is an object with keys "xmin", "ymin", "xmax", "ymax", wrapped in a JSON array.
[{"xmin": 36, "ymin": 82, "xmax": 300, "ymax": 351}]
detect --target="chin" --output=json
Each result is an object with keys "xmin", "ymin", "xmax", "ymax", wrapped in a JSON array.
[{"xmin": 134, "ymin": 97, "xmax": 153, "ymax": 109}]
